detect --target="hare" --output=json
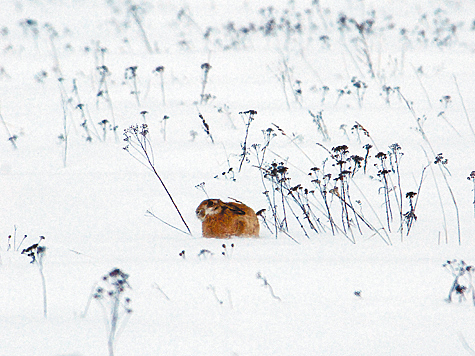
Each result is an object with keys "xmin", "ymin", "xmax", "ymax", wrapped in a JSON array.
[{"xmin": 196, "ymin": 199, "xmax": 260, "ymax": 238}]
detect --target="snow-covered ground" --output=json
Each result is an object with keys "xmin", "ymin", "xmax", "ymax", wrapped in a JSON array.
[{"xmin": 1, "ymin": 0, "xmax": 475, "ymax": 355}]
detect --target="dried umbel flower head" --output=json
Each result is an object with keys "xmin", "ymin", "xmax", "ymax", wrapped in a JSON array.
[
  {"xmin": 201, "ymin": 63, "xmax": 212, "ymax": 72},
  {"xmin": 196, "ymin": 199, "xmax": 260, "ymax": 238},
  {"xmin": 21, "ymin": 236, "xmax": 46, "ymax": 263},
  {"xmin": 95, "ymin": 268, "xmax": 131, "ymax": 299}
]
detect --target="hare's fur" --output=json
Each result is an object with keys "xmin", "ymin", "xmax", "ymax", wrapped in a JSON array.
[{"xmin": 196, "ymin": 199, "xmax": 260, "ymax": 238}]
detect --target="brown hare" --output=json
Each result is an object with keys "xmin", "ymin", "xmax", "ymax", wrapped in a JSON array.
[{"xmin": 196, "ymin": 199, "xmax": 260, "ymax": 238}]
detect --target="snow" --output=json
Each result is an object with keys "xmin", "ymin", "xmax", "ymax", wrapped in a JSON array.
[{"xmin": 1, "ymin": 0, "xmax": 475, "ymax": 355}]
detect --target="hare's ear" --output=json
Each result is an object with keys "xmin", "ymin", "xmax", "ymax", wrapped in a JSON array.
[
  {"xmin": 223, "ymin": 203, "xmax": 246, "ymax": 215},
  {"xmin": 206, "ymin": 199, "xmax": 217, "ymax": 207}
]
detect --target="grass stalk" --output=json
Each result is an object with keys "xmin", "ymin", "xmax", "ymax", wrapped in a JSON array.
[
  {"xmin": 453, "ymin": 75, "xmax": 475, "ymax": 143},
  {"xmin": 399, "ymin": 89, "xmax": 460, "ymax": 244},
  {"xmin": 60, "ymin": 90, "xmax": 68, "ymax": 168}
]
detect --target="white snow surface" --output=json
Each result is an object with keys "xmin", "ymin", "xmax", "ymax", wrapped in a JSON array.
[{"xmin": 1, "ymin": 0, "xmax": 475, "ymax": 355}]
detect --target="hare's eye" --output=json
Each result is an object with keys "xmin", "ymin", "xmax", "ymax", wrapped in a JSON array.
[{"xmin": 206, "ymin": 201, "xmax": 214, "ymax": 208}]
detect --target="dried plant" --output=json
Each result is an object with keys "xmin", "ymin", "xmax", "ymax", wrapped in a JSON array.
[
  {"xmin": 197, "ymin": 112, "xmax": 214, "ymax": 143},
  {"xmin": 124, "ymin": 123, "xmax": 192, "ymax": 235},
  {"xmin": 404, "ymin": 165, "xmax": 428, "ymax": 238},
  {"xmin": 443, "ymin": 260, "xmax": 475, "ymax": 305},
  {"xmin": 238, "ymin": 110, "xmax": 256, "ymax": 172},
  {"xmin": 309, "ymin": 110, "xmax": 330, "ymax": 141},
  {"xmin": 125, "ymin": 66, "xmax": 140, "ymax": 106},
  {"xmin": 453, "ymin": 75, "xmax": 475, "ymax": 143},
  {"xmin": 21, "ymin": 236, "xmax": 47, "ymax": 318},
  {"xmin": 128, "ymin": 4, "xmax": 153, "ymax": 53},
  {"xmin": 153, "ymin": 66, "xmax": 166, "ymax": 106},
  {"xmin": 0, "ymin": 109, "xmax": 18, "ymax": 149},
  {"xmin": 468, "ymin": 171, "xmax": 475, "ymax": 218},
  {"xmin": 73, "ymin": 79, "xmax": 100, "ymax": 142},
  {"xmin": 200, "ymin": 63, "xmax": 212, "ymax": 104},
  {"xmin": 349, "ymin": 18, "xmax": 376, "ymax": 78},
  {"xmin": 375, "ymin": 151, "xmax": 393, "ymax": 231},
  {"xmin": 94, "ymin": 268, "xmax": 132, "ymax": 356},
  {"xmin": 399, "ymin": 89, "xmax": 461, "ymax": 244},
  {"xmin": 96, "ymin": 65, "xmax": 118, "ymax": 141},
  {"xmin": 256, "ymin": 272, "xmax": 281, "ymax": 301}
]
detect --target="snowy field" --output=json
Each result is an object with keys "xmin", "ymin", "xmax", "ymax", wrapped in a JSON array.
[{"xmin": 1, "ymin": 0, "xmax": 475, "ymax": 355}]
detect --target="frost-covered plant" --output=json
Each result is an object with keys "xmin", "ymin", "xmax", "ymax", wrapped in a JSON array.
[
  {"xmin": 375, "ymin": 151, "xmax": 392, "ymax": 231},
  {"xmin": 468, "ymin": 171, "xmax": 475, "ymax": 218},
  {"xmin": 19, "ymin": 18, "xmax": 39, "ymax": 42},
  {"xmin": 200, "ymin": 63, "xmax": 212, "ymax": 104},
  {"xmin": 248, "ymin": 124, "xmax": 392, "ymax": 245},
  {"xmin": 309, "ymin": 110, "xmax": 330, "ymax": 141},
  {"xmin": 256, "ymin": 272, "xmax": 281, "ymax": 301},
  {"xmin": 72, "ymin": 79, "xmax": 100, "ymax": 142},
  {"xmin": 331, "ymin": 145, "xmax": 355, "ymax": 236},
  {"xmin": 128, "ymin": 4, "xmax": 153, "ymax": 53},
  {"xmin": 388, "ymin": 144, "xmax": 403, "ymax": 230},
  {"xmin": 348, "ymin": 17, "xmax": 376, "ymax": 78},
  {"xmin": 351, "ymin": 77, "xmax": 368, "ymax": 107},
  {"xmin": 382, "ymin": 85, "xmax": 398, "ymax": 105},
  {"xmin": 21, "ymin": 236, "xmax": 47, "ymax": 318},
  {"xmin": 309, "ymin": 166, "xmax": 336, "ymax": 235},
  {"xmin": 261, "ymin": 162, "xmax": 291, "ymax": 236},
  {"xmin": 125, "ymin": 66, "xmax": 140, "ymax": 106},
  {"xmin": 198, "ymin": 112, "xmax": 214, "ymax": 143},
  {"xmin": 159, "ymin": 115, "xmax": 169, "ymax": 141},
  {"xmin": 362, "ymin": 143, "xmax": 372, "ymax": 174},
  {"xmin": 404, "ymin": 164, "xmax": 428, "ymax": 237},
  {"xmin": 251, "ymin": 128, "xmax": 281, "ymax": 236},
  {"xmin": 98, "ymin": 119, "xmax": 110, "ymax": 141},
  {"xmin": 153, "ymin": 66, "xmax": 166, "ymax": 106},
  {"xmin": 94, "ymin": 268, "xmax": 132, "ymax": 356},
  {"xmin": 274, "ymin": 58, "xmax": 301, "ymax": 108},
  {"xmin": 443, "ymin": 260, "xmax": 475, "ymax": 305},
  {"xmin": 124, "ymin": 123, "xmax": 192, "ymax": 235},
  {"xmin": 58, "ymin": 86, "xmax": 69, "ymax": 168},
  {"xmin": 255, "ymin": 159, "xmax": 316, "ymax": 243},
  {"xmin": 335, "ymin": 86, "xmax": 351, "ymax": 107},
  {"xmin": 403, "ymin": 192, "xmax": 417, "ymax": 234},
  {"xmin": 0, "ymin": 110, "xmax": 18, "ymax": 149},
  {"xmin": 77, "ymin": 105, "xmax": 93, "ymax": 142},
  {"xmin": 238, "ymin": 110, "xmax": 256, "ymax": 172},
  {"xmin": 398, "ymin": 89, "xmax": 460, "ymax": 244},
  {"xmin": 96, "ymin": 65, "xmax": 118, "ymax": 141},
  {"xmin": 194, "ymin": 181, "xmax": 208, "ymax": 198}
]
